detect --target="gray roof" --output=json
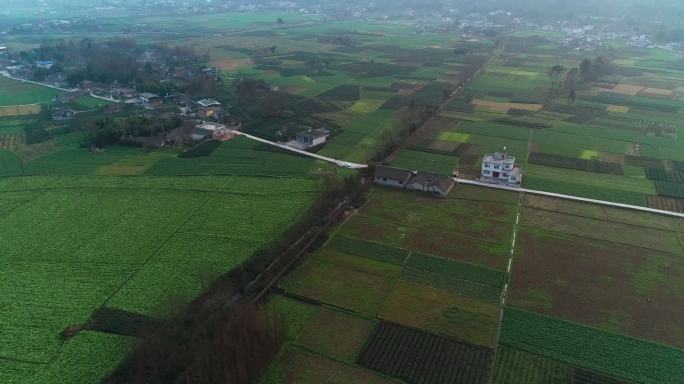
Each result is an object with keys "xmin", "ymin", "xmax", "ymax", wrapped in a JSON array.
[
  {"xmin": 406, "ymin": 172, "xmax": 454, "ymax": 192},
  {"xmin": 139, "ymin": 93, "xmax": 159, "ymax": 99},
  {"xmin": 197, "ymin": 98, "xmax": 221, "ymax": 107},
  {"xmin": 297, "ymin": 129, "xmax": 328, "ymax": 140},
  {"xmin": 374, "ymin": 166, "xmax": 413, "ymax": 182}
]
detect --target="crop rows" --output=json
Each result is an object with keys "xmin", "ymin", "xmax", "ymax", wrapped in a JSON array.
[
  {"xmin": 357, "ymin": 322, "xmax": 492, "ymax": 384},
  {"xmin": 494, "ymin": 118, "xmax": 551, "ymax": 129},
  {"xmin": 492, "ymin": 347, "xmax": 570, "ymax": 384},
  {"xmin": 654, "ymin": 181, "xmax": 684, "ymax": 199},
  {"xmin": 328, "ymin": 235, "xmax": 409, "ymax": 265},
  {"xmin": 528, "ymin": 153, "xmax": 623, "ymax": 175},
  {"xmin": 179, "ymin": 139, "xmax": 222, "ymax": 158},
  {"xmin": 400, "ymin": 267, "xmax": 501, "ymax": 302},
  {"xmin": 573, "ymin": 369, "xmax": 633, "ymax": 384},
  {"xmin": 0, "ymin": 132, "xmax": 23, "ymax": 149},
  {"xmin": 583, "ymin": 94, "xmax": 682, "ymax": 113},
  {"xmin": 645, "ymin": 167, "xmax": 684, "ymax": 183},
  {"xmin": 406, "ymin": 252, "xmax": 504, "ymax": 287},
  {"xmin": 623, "ymin": 155, "xmax": 663, "ymax": 168},
  {"xmin": 646, "ymin": 195, "xmax": 684, "ymax": 213},
  {"xmin": 500, "ymin": 308, "xmax": 684, "ymax": 384}
]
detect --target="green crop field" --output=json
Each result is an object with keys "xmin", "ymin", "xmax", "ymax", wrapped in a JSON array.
[
  {"xmin": 4, "ymin": 7, "xmax": 684, "ymax": 383},
  {"xmin": 493, "ymin": 347, "xmax": 571, "ymax": 384},
  {"xmin": 510, "ymin": 193, "xmax": 684, "ymax": 349},
  {"xmin": 273, "ymin": 182, "xmax": 515, "ymax": 364},
  {"xmin": 0, "ymin": 77, "xmax": 60, "ymax": 106},
  {"xmin": 337, "ymin": 187, "xmax": 516, "ymax": 269},
  {"xmin": 296, "ymin": 308, "xmax": 377, "ymax": 363},
  {"xmin": 500, "ymin": 308, "xmax": 684, "ymax": 384},
  {"xmin": 0, "ymin": 173, "xmax": 320, "ymax": 383}
]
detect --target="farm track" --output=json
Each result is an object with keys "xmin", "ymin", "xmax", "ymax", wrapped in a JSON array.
[
  {"xmin": 490, "ymin": 189, "xmax": 523, "ymax": 382},
  {"xmin": 0, "ymin": 73, "xmax": 119, "ymax": 103},
  {"xmin": 229, "ymin": 130, "xmax": 368, "ymax": 169},
  {"xmin": 455, "ymin": 178, "xmax": 684, "ymax": 218}
]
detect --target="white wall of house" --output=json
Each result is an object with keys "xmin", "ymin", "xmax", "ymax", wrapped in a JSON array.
[{"xmin": 311, "ymin": 136, "xmax": 327, "ymax": 146}]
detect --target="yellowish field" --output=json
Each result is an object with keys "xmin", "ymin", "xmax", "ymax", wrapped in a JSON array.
[
  {"xmin": 349, "ymin": 99, "xmax": 385, "ymax": 113},
  {"xmin": 607, "ymin": 84, "xmax": 644, "ymax": 96},
  {"xmin": 472, "ymin": 99, "xmax": 543, "ymax": 113},
  {"xmin": 95, "ymin": 153, "xmax": 169, "ymax": 176},
  {"xmin": 579, "ymin": 150, "xmax": 599, "ymax": 160},
  {"xmin": 0, "ymin": 133, "xmax": 23, "ymax": 149},
  {"xmin": 640, "ymin": 87, "xmax": 674, "ymax": 97},
  {"xmin": 606, "ymin": 105, "xmax": 630, "ymax": 113},
  {"xmin": 0, "ymin": 104, "xmax": 41, "ymax": 117},
  {"xmin": 439, "ymin": 131, "xmax": 471, "ymax": 143},
  {"xmin": 211, "ymin": 58, "xmax": 253, "ymax": 71}
]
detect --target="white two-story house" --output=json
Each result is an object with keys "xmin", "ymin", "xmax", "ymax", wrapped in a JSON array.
[{"xmin": 481, "ymin": 149, "xmax": 522, "ymax": 185}]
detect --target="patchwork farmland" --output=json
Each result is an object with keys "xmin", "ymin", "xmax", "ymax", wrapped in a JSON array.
[
  {"xmin": 391, "ymin": 33, "xmax": 684, "ymax": 213},
  {"xmin": 0, "ymin": 128, "xmax": 330, "ymax": 384},
  {"xmin": 261, "ymin": 180, "xmax": 684, "ymax": 383},
  {"xmin": 2, "ymin": 5, "xmax": 684, "ymax": 384}
]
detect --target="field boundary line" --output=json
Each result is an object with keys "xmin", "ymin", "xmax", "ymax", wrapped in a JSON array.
[
  {"xmin": 517, "ymin": 223, "xmax": 684, "ymax": 257},
  {"xmin": 286, "ymin": 344, "xmax": 406, "ymax": 384},
  {"xmin": 522, "ymin": 205, "xmax": 678, "ymax": 232},
  {"xmin": 676, "ymin": 219, "xmax": 684, "ymax": 253},
  {"xmin": 0, "ymin": 188, "xmax": 51, "ymax": 219},
  {"xmin": 0, "ymin": 102, "xmax": 41, "ymax": 108},
  {"xmin": 98, "ymin": 191, "xmax": 216, "ymax": 311},
  {"xmin": 347, "ymin": 212, "xmax": 512, "ymax": 248},
  {"xmin": 490, "ymin": 188, "xmax": 523, "ymax": 383}
]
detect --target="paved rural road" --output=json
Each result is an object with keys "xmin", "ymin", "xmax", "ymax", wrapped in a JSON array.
[
  {"xmin": 228, "ymin": 134, "xmax": 683, "ymax": 217},
  {"xmin": 455, "ymin": 178, "xmax": 684, "ymax": 218},
  {"xmin": 229, "ymin": 130, "xmax": 368, "ymax": 169},
  {"xmin": 1, "ymin": 73, "xmax": 121, "ymax": 103}
]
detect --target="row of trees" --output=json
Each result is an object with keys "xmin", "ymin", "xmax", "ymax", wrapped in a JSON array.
[
  {"xmin": 77, "ymin": 115, "xmax": 182, "ymax": 148},
  {"xmin": 18, "ymin": 38, "xmax": 207, "ymax": 88},
  {"xmin": 548, "ymin": 56, "xmax": 614, "ymax": 102}
]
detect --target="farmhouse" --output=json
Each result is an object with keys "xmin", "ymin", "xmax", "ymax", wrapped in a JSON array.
[
  {"xmin": 197, "ymin": 98, "xmax": 221, "ymax": 108},
  {"xmin": 35, "ymin": 60, "xmax": 55, "ymax": 70},
  {"xmin": 406, "ymin": 172, "xmax": 455, "ymax": 197},
  {"xmin": 192, "ymin": 122, "xmax": 229, "ymax": 140},
  {"xmin": 373, "ymin": 165, "xmax": 455, "ymax": 198},
  {"xmin": 139, "ymin": 93, "xmax": 162, "ymax": 109},
  {"xmin": 52, "ymin": 107, "xmax": 76, "ymax": 121},
  {"xmin": 374, "ymin": 165, "xmax": 413, "ymax": 188},
  {"xmin": 295, "ymin": 128, "xmax": 329, "ymax": 147},
  {"xmin": 103, "ymin": 103, "xmax": 126, "ymax": 115},
  {"xmin": 480, "ymin": 148, "xmax": 522, "ymax": 185},
  {"xmin": 57, "ymin": 90, "xmax": 87, "ymax": 103}
]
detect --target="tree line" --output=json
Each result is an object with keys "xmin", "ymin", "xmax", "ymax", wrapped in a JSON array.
[{"xmin": 548, "ymin": 56, "xmax": 614, "ymax": 102}]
